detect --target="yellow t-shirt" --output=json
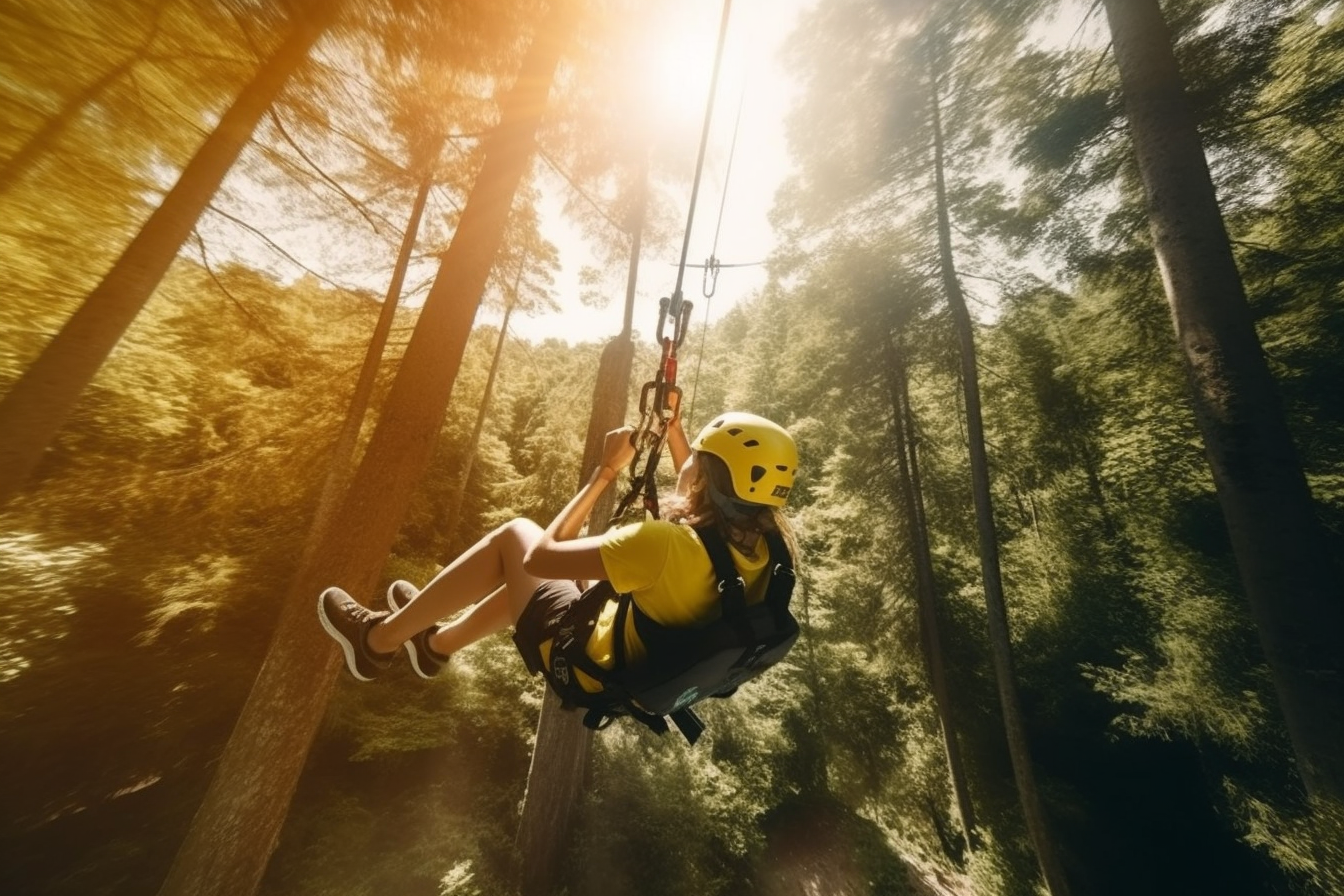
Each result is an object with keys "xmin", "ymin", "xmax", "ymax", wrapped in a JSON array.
[{"xmin": 555, "ymin": 520, "xmax": 773, "ymax": 692}]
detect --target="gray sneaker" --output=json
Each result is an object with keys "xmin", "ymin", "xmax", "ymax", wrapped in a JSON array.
[
  {"xmin": 318, "ymin": 587, "xmax": 394, "ymax": 681},
  {"xmin": 386, "ymin": 580, "xmax": 451, "ymax": 680}
]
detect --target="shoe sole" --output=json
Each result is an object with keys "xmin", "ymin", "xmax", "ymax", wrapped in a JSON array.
[
  {"xmin": 386, "ymin": 580, "xmax": 439, "ymax": 680},
  {"xmin": 318, "ymin": 587, "xmax": 376, "ymax": 682}
]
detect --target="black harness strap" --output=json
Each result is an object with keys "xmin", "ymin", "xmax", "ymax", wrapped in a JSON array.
[
  {"xmin": 612, "ymin": 591, "xmax": 632, "ymax": 669},
  {"xmin": 693, "ymin": 525, "xmax": 752, "ymax": 642},
  {"xmin": 761, "ymin": 531, "xmax": 795, "ymax": 624}
]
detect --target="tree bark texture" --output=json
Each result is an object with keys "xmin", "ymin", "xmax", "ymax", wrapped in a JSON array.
[
  {"xmin": 155, "ymin": 6, "xmax": 576, "ymax": 896},
  {"xmin": 1101, "ymin": 0, "xmax": 1344, "ymax": 849},
  {"xmin": 927, "ymin": 57, "xmax": 1073, "ymax": 896},
  {"xmin": 514, "ymin": 170, "xmax": 644, "ymax": 894},
  {"xmin": 516, "ymin": 692, "xmax": 593, "ymax": 896},
  {"xmin": 516, "ymin": 333, "xmax": 634, "ymax": 896},
  {"xmin": 0, "ymin": 4, "xmax": 338, "ymax": 508}
]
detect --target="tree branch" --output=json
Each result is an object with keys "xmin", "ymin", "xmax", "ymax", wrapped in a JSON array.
[
  {"xmin": 267, "ymin": 107, "xmax": 383, "ymax": 232},
  {"xmin": 536, "ymin": 146, "xmax": 629, "ymax": 237},
  {"xmin": 190, "ymin": 229, "xmax": 287, "ymax": 345},
  {"xmin": 204, "ymin": 203, "xmax": 353, "ymax": 292}
]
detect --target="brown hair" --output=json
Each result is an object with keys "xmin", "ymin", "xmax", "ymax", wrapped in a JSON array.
[{"xmin": 663, "ymin": 452, "xmax": 800, "ymax": 564}]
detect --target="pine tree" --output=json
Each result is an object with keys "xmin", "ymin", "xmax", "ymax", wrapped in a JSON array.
[{"xmin": 1101, "ymin": 1, "xmax": 1344, "ymax": 881}]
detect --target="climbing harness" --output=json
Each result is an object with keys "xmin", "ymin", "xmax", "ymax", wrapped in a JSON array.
[
  {"xmin": 548, "ymin": 7, "xmax": 800, "ymax": 746},
  {"xmin": 536, "ymin": 525, "xmax": 798, "ymax": 745}
]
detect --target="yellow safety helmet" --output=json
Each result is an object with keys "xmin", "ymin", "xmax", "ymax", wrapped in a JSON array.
[{"xmin": 691, "ymin": 412, "xmax": 798, "ymax": 507}]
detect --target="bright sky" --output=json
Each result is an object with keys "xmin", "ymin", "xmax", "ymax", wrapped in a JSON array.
[
  {"xmin": 503, "ymin": 0, "xmax": 1107, "ymax": 345},
  {"xmin": 208, "ymin": 0, "xmax": 1105, "ymax": 344},
  {"xmin": 501, "ymin": 0, "xmax": 809, "ymax": 344},
  {"xmin": 199, "ymin": 1, "xmax": 1119, "ymax": 347}
]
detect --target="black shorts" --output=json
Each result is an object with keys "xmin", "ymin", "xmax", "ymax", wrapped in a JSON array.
[{"xmin": 512, "ymin": 579, "xmax": 583, "ymax": 676}]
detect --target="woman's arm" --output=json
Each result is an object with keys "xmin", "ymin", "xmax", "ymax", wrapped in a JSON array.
[
  {"xmin": 522, "ymin": 426, "xmax": 636, "ymax": 581},
  {"xmin": 666, "ymin": 392, "xmax": 691, "ymax": 471}
]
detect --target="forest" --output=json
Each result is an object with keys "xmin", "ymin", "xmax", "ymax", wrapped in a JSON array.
[{"xmin": 1, "ymin": 0, "xmax": 1342, "ymax": 894}]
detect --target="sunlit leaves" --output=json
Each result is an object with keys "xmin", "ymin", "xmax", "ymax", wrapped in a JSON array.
[{"xmin": 1083, "ymin": 586, "xmax": 1269, "ymax": 754}]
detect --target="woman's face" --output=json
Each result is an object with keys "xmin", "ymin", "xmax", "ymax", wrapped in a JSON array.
[{"xmin": 675, "ymin": 450, "xmax": 701, "ymax": 497}]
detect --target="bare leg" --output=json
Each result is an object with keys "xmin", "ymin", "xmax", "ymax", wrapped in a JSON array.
[
  {"xmin": 367, "ymin": 519, "xmax": 547, "ymax": 654},
  {"xmin": 425, "ymin": 586, "xmax": 513, "ymax": 655}
]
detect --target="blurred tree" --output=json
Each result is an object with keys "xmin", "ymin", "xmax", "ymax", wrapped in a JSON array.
[
  {"xmin": 0, "ymin": 260, "xmax": 383, "ymax": 896},
  {"xmin": 921, "ymin": 30, "xmax": 1074, "ymax": 895},
  {"xmin": 445, "ymin": 201, "xmax": 561, "ymax": 546},
  {"xmin": 884, "ymin": 324, "xmax": 978, "ymax": 857},
  {"xmin": 155, "ymin": 3, "xmax": 575, "ymax": 895},
  {"xmin": 775, "ymin": 0, "xmax": 1073, "ymax": 889},
  {"xmin": 0, "ymin": 0, "xmax": 172, "ymax": 196},
  {"xmin": 1101, "ymin": 0, "xmax": 1344, "ymax": 882},
  {"xmin": 0, "ymin": 0, "xmax": 343, "ymax": 507},
  {"xmin": 0, "ymin": 0, "xmax": 282, "ymax": 377}
]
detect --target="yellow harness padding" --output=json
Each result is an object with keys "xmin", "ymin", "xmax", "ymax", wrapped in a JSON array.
[{"xmin": 542, "ymin": 520, "xmax": 772, "ymax": 692}]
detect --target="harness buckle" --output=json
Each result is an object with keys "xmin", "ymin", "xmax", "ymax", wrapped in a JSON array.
[{"xmin": 717, "ymin": 576, "xmax": 746, "ymax": 595}]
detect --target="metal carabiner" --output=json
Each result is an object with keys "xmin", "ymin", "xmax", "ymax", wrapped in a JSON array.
[
  {"xmin": 655, "ymin": 295, "xmax": 672, "ymax": 344},
  {"xmin": 702, "ymin": 255, "xmax": 721, "ymax": 299}
]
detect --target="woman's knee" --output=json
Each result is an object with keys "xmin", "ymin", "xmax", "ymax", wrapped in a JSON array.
[
  {"xmin": 498, "ymin": 517, "xmax": 541, "ymax": 541},
  {"xmin": 491, "ymin": 518, "xmax": 542, "ymax": 560}
]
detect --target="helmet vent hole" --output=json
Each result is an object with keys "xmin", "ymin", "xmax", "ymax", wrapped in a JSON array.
[
  {"xmin": 743, "ymin": 439, "xmax": 759, "ymax": 447},
  {"xmin": 750, "ymin": 465, "xmax": 766, "ymax": 483},
  {"xmin": 727, "ymin": 427, "xmax": 743, "ymax": 436},
  {"xmin": 776, "ymin": 465, "xmax": 789, "ymax": 472}
]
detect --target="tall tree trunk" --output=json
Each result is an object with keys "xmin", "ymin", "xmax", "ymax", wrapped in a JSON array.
[
  {"xmin": 0, "ymin": 3, "xmax": 338, "ymax": 508},
  {"xmin": 882, "ymin": 334, "xmax": 977, "ymax": 857},
  {"xmin": 155, "ymin": 7, "xmax": 576, "ymax": 896},
  {"xmin": 1101, "ymin": 0, "xmax": 1344, "ymax": 874},
  {"xmin": 445, "ymin": 294, "xmax": 515, "ymax": 546},
  {"xmin": 927, "ymin": 56, "xmax": 1073, "ymax": 896},
  {"xmin": 516, "ymin": 334, "xmax": 633, "ymax": 896},
  {"xmin": 303, "ymin": 164, "xmax": 437, "ymax": 562},
  {"xmin": 619, "ymin": 155, "xmax": 647, "ymax": 340},
  {"xmin": 516, "ymin": 164, "xmax": 646, "ymax": 896}
]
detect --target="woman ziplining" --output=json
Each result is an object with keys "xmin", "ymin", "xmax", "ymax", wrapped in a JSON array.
[
  {"xmin": 316, "ymin": 0, "xmax": 805, "ymax": 743},
  {"xmin": 316, "ymin": 406, "xmax": 802, "ymax": 742}
]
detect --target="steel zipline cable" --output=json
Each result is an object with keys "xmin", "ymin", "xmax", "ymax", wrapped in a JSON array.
[
  {"xmin": 672, "ymin": 0, "xmax": 734, "ymax": 303},
  {"xmin": 686, "ymin": 78, "xmax": 748, "ymax": 424},
  {"xmin": 610, "ymin": 0, "xmax": 736, "ymax": 524}
]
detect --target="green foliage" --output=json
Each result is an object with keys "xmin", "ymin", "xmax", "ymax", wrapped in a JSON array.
[
  {"xmin": 264, "ymin": 638, "xmax": 539, "ymax": 896},
  {"xmin": 6, "ymin": 0, "xmax": 1344, "ymax": 894},
  {"xmin": 0, "ymin": 0, "xmax": 296, "ymax": 376},
  {"xmin": 574, "ymin": 731, "xmax": 761, "ymax": 896},
  {"xmin": 0, "ymin": 258, "xmax": 384, "ymax": 893}
]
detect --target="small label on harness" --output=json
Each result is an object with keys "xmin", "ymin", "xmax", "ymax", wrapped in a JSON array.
[{"xmin": 552, "ymin": 656, "xmax": 570, "ymax": 686}]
